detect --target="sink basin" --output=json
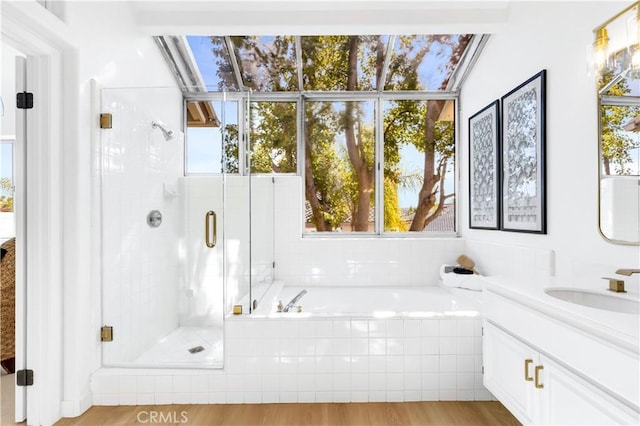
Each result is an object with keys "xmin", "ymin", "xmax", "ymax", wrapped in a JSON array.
[{"xmin": 545, "ymin": 288, "xmax": 639, "ymax": 314}]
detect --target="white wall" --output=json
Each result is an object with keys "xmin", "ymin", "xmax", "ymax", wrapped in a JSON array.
[
  {"xmin": 459, "ymin": 1, "xmax": 640, "ymax": 292},
  {"xmin": 60, "ymin": 0, "xmax": 178, "ymax": 416}
]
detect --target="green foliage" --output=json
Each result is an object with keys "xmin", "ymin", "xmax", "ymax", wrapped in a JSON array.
[
  {"xmin": 305, "ymin": 101, "xmax": 350, "ymax": 230},
  {"xmin": 384, "ymin": 177, "xmax": 408, "ymax": 232},
  {"xmin": 0, "ymin": 178, "xmax": 13, "ymax": 212},
  {"xmin": 250, "ymin": 102, "xmax": 297, "ymax": 173},
  {"xmin": 222, "ymin": 124, "xmax": 239, "ymax": 173},
  {"xmin": 301, "ymin": 36, "xmax": 353, "ymax": 91},
  {"xmin": 0, "ymin": 177, "xmax": 12, "ymax": 194},
  {"xmin": 207, "ymin": 34, "xmax": 462, "ymax": 231},
  {"xmin": 0, "ymin": 196, "xmax": 13, "ymax": 212}
]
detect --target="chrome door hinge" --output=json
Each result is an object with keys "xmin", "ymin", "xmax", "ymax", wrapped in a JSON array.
[
  {"xmin": 101, "ymin": 325, "xmax": 113, "ymax": 342},
  {"xmin": 16, "ymin": 369, "xmax": 34, "ymax": 386}
]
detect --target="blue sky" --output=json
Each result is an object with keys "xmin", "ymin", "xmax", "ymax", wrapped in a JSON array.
[{"xmin": 0, "ymin": 143, "xmax": 13, "ymax": 197}]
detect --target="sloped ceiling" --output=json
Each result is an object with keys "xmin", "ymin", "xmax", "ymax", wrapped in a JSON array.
[{"xmin": 130, "ymin": 1, "xmax": 512, "ymax": 35}]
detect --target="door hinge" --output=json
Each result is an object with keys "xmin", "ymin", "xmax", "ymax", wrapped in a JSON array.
[
  {"xmin": 101, "ymin": 326, "xmax": 113, "ymax": 342},
  {"xmin": 100, "ymin": 113, "xmax": 112, "ymax": 129},
  {"xmin": 16, "ymin": 369, "xmax": 34, "ymax": 386},
  {"xmin": 272, "ymin": 261, "xmax": 276, "ymax": 268},
  {"xmin": 482, "ymin": 366, "xmax": 484, "ymax": 375},
  {"xmin": 481, "ymin": 326, "xmax": 484, "ymax": 336},
  {"xmin": 16, "ymin": 92, "xmax": 33, "ymax": 109}
]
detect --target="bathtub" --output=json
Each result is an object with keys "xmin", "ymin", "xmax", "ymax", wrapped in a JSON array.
[
  {"xmin": 254, "ymin": 281, "xmax": 482, "ymax": 317},
  {"xmin": 222, "ymin": 281, "xmax": 490, "ymax": 402},
  {"xmin": 93, "ymin": 282, "xmax": 490, "ymax": 405}
]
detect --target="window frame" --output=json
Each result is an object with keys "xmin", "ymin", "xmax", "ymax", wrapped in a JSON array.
[
  {"xmin": 0, "ymin": 138, "xmax": 16, "ymax": 239},
  {"xmin": 183, "ymin": 91, "xmax": 459, "ymax": 238}
]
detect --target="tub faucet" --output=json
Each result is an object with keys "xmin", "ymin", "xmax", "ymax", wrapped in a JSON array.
[{"xmin": 283, "ymin": 289, "xmax": 307, "ymax": 312}]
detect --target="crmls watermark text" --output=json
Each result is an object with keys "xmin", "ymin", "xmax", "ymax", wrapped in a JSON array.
[{"xmin": 136, "ymin": 410, "xmax": 189, "ymax": 424}]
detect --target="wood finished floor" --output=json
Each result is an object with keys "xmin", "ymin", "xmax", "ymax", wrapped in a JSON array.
[{"xmin": 54, "ymin": 401, "xmax": 520, "ymax": 426}]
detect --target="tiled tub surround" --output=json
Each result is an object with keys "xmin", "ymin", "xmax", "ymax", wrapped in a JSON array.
[{"xmin": 92, "ymin": 313, "xmax": 489, "ymax": 405}]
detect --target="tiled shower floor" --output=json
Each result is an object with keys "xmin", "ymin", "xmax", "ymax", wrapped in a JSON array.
[{"xmin": 133, "ymin": 326, "xmax": 223, "ymax": 367}]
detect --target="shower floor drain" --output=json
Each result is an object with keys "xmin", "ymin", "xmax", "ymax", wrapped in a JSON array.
[{"xmin": 188, "ymin": 346, "xmax": 205, "ymax": 354}]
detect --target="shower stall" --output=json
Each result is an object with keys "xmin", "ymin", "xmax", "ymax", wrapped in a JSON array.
[{"xmin": 99, "ymin": 87, "xmax": 273, "ymax": 368}]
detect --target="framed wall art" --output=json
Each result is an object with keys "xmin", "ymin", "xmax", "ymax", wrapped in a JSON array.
[
  {"xmin": 469, "ymin": 100, "xmax": 500, "ymax": 230},
  {"xmin": 501, "ymin": 70, "xmax": 546, "ymax": 233}
]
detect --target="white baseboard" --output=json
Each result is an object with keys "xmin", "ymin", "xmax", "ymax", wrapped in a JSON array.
[{"xmin": 60, "ymin": 392, "xmax": 92, "ymax": 418}]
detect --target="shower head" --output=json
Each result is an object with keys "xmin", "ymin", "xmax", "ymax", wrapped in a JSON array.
[{"xmin": 151, "ymin": 121, "xmax": 174, "ymax": 141}]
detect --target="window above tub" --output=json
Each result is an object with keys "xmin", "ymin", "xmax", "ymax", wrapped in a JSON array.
[{"xmin": 161, "ymin": 34, "xmax": 488, "ymax": 236}]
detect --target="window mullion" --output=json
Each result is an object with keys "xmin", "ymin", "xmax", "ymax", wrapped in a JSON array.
[
  {"xmin": 297, "ymin": 97, "xmax": 304, "ymax": 177},
  {"xmin": 376, "ymin": 97, "xmax": 384, "ymax": 235},
  {"xmin": 238, "ymin": 95, "xmax": 246, "ymax": 175},
  {"xmin": 299, "ymin": 96, "xmax": 306, "ymax": 231}
]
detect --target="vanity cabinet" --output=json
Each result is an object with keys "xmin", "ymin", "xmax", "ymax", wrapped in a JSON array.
[{"xmin": 484, "ymin": 320, "xmax": 638, "ymax": 425}]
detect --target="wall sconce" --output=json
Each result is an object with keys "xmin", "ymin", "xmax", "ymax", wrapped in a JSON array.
[
  {"xmin": 593, "ymin": 27, "xmax": 609, "ymax": 72},
  {"xmin": 591, "ymin": 2, "xmax": 639, "ymax": 78}
]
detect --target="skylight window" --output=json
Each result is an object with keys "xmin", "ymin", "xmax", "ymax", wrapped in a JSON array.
[
  {"xmin": 385, "ymin": 35, "xmax": 472, "ymax": 91},
  {"xmin": 166, "ymin": 34, "xmax": 478, "ymax": 93},
  {"xmin": 231, "ymin": 36, "xmax": 299, "ymax": 92}
]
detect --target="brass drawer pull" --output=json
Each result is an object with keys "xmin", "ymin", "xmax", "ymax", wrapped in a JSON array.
[
  {"xmin": 524, "ymin": 359, "xmax": 533, "ymax": 381},
  {"xmin": 534, "ymin": 365, "xmax": 544, "ymax": 389}
]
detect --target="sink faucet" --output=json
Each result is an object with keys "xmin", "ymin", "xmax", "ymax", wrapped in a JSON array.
[
  {"xmin": 604, "ymin": 269, "xmax": 640, "ymax": 293},
  {"xmin": 615, "ymin": 269, "xmax": 640, "ymax": 276},
  {"xmin": 283, "ymin": 289, "xmax": 307, "ymax": 312}
]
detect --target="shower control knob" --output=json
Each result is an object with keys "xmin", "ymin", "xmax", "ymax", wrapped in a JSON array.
[{"xmin": 147, "ymin": 210, "xmax": 162, "ymax": 228}]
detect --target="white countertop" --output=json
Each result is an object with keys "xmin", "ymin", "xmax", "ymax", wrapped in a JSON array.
[{"xmin": 481, "ymin": 275, "xmax": 640, "ymax": 354}]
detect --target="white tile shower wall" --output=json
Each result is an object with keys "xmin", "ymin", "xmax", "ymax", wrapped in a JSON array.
[
  {"xmin": 464, "ymin": 240, "xmax": 555, "ymax": 279},
  {"xmin": 274, "ymin": 176, "xmax": 466, "ymax": 286},
  {"xmin": 91, "ymin": 316, "xmax": 490, "ymax": 404},
  {"xmin": 101, "ymin": 87, "xmax": 182, "ymax": 364}
]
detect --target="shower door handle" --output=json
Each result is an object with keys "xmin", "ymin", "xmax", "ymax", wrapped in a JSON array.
[{"xmin": 205, "ymin": 210, "xmax": 217, "ymax": 248}]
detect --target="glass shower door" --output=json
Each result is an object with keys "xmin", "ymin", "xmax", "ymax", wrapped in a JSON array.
[{"xmin": 100, "ymin": 88, "xmax": 224, "ymax": 368}]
